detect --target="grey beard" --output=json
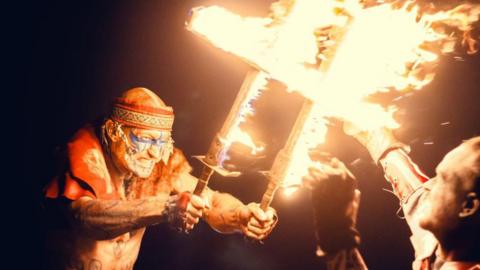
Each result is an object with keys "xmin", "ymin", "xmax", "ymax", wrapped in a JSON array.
[{"xmin": 124, "ymin": 152, "xmax": 155, "ymax": 178}]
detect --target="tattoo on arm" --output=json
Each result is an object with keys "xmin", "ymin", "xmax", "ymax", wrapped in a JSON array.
[
  {"xmin": 69, "ymin": 195, "xmax": 169, "ymax": 240},
  {"xmin": 103, "ymin": 201, "xmax": 120, "ymax": 210},
  {"xmin": 175, "ymin": 176, "xmax": 247, "ymax": 233},
  {"xmin": 203, "ymin": 189, "xmax": 245, "ymax": 233}
]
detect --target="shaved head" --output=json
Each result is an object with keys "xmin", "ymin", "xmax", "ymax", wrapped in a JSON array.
[{"xmin": 118, "ymin": 87, "xmax": 170, "ymax": 110}]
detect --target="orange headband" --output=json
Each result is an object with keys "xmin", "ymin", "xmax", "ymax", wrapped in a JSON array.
[{"xmin": 111, "ymin": 98, "xmax": 174, "ymax": 130}]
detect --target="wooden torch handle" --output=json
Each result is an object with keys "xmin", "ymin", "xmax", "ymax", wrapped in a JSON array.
[
  {"xmin": 260, "ymin": 177, "xmax": 279, "ymax": 211},
  {"xmin": 193, "ymin": 166, "xmax": 214, "ymax": 196}
]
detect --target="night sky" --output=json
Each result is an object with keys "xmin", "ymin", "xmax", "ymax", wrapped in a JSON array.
[{"xmin": 23, "ymin": 1, "xmax": 480, "ymax": 269}]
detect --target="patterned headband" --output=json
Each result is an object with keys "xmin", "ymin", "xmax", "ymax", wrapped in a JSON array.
[{"xmin": 111, "ymin": 98, "xmax": 174, "ymax": 130}]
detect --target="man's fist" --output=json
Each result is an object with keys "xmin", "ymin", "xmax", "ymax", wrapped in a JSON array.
[
  {"xmin": 237, "ymin": 203, "xmax": 278, "ymax": 240},
  {"xmin": 166, "ymin": 192, "xmax": 207, "ymax": 231}
]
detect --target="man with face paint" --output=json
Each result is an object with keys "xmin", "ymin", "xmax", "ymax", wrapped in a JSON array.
[
  {"xmin": 43, "ymin": 87, "xmax": 277, "ymax": 270},
  {"xmin": 341, "ymin": 124, "xmax": 480, "ymax": 270}
]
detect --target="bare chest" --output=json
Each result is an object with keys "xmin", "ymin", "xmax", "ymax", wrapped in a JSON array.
[{"xmin": 70, "ymin": 228, "xmax": 146, "ymax": 270}]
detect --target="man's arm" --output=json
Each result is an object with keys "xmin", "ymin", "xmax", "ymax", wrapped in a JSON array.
[
  {"xmin": 378, "ymin": 148, "xmax": 430, "ymax": 202},
  {"xmin": 204, "ymin": 189, "xmax": 276, "ymax": 239},
  {"xmin": 343, "ymin": 124, "xmax": 438, "ymax": 262},
  {"xmin": 65, "ymin": 193, "xmax": 179, "ymax": 240},
  {"xmin": 174, "ymin": 172, "xmax": 277, "ymax": 239},
  {"xmin": 343, "ymin": 125, "xmax": 429, "ymax": 201}
]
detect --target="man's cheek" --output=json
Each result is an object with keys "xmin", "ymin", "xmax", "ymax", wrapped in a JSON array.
[
  {"xmin": 127, "ymin": 161, "xmax": 154, "ymax": 177},
  {"xmin": 125, "ymin": 153, "xmax": 141, "ymax": 171}
]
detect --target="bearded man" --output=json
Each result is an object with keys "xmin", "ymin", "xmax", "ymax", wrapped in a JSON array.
[{"xmin": 43, "ymin": 87, "xmax": 277, "ymax": 270}]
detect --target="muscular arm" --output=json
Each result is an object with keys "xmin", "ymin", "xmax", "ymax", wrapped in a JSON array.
[
  {"xmin": 203, "ymin": 189, "xmax": 247, "ymax": 233},
  {"xmin": 68, "ymin": 194, "xmax": 170, "ymax": 240},
  {"xmin": 345, "ymin": 126, "xmax": 430, "ymax": 201},
  {"xmin": 379, "ymin": 149, "xmax": 438, "ymax": 260},
  {"xmin": 379, "ymin": 148, "xmax": 430, "ymax": 202},
  {"xmin": 366, "ymin": 142, "xmax": 433, "ymax": 233},
  {"xmin": 345, "ymin": 126, "xmax": 438, "ymax": 263},
  {"xmin": 173, "ymin": 172, "xmax": 246, "ymax": 233}
]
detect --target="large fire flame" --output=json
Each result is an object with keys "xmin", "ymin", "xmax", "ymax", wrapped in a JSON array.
[
  {"xmin": 188, "ymin": 0, "xmax": 479, "ymax": 191},
  {"xmin": 218, "ymin": 72, "xmax": 268, "ymax": 166}
]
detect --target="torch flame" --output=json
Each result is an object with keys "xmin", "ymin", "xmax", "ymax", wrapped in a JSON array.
[
  {"xmin": 282, "ymin": 104, "xmax": 329, "ymax": 190},
  {"xmin": 188, "ymin": 0, "xmax": 480, "ymax": 192},
  {"xmin": 218, "ymin": 72, "xmax": 268, "ymax": 166}
]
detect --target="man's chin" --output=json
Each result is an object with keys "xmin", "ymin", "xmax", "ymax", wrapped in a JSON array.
[{"xmin": 130, "ymin": 165, "xmax": 154, "ymax": 178}]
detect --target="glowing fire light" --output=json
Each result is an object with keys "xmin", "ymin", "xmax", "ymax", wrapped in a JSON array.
[
  {"xmin": 189, "ymin": 0, "xmax": 480, "ymax": 193},
  {"xmin": 282, "ymin": 103, "xmax": 329, "ymax": 192},
  {"xmin": 218, "ymin": 72, "xmax": 268, "ymax": 165}
]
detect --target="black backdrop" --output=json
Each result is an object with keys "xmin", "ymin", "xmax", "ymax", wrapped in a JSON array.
[{"xmin": 22, "ymin": 1, "xmax": 480, "ymax": 269}]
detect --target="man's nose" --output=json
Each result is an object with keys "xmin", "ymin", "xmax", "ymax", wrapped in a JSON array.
[{"xmin": 147, "ymin": 145, "xmax": 161, "ymax": 160}]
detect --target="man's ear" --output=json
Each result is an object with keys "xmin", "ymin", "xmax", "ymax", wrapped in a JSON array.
[
  {"xmin": 459, "ymin": 192, "xmax": 480, "ymax": 218},
  {"xmin": 105, "ymin": 119, "xmax": 120, "ymax": 143}
]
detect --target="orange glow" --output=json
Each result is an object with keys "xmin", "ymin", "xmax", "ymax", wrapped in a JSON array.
[
  {"xmin": 219, "ymin": 72, "xmax": 268, "ymax": 165},
  {"xmin": 188, "ymin": 0, "xmax": 480, "ymax": 192}
]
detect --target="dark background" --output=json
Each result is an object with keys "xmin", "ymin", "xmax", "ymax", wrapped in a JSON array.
[{"xmin": 21, "ymin": 0, "xmax": 480, "ymax": 269}]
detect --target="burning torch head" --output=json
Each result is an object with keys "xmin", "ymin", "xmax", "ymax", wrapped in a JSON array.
[
  {"xmin": 185, "ymin": 6, "xmax": 206, "ymax": 32},
  {"xmin": 102, "ymin": 87, "xmax": 175, "ymax": 177},
  {"xmin": 221, "ymin": 141, "xmax": 267, "ymax": 172}
]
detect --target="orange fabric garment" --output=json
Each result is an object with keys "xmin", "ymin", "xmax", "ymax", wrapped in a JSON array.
[
  {"xmin": 44, "ymin": 125, "xmax": 191, "ymax": 201},
  {"xmin": 45, "ymin": 126, "xmax": 109, "ymax": 200}
]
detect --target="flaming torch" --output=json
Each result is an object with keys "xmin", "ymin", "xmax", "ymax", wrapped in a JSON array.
[
  {"xmin": 191, "ymin": 70, "xmax": 267, "ymax": 196},
  {"xmin": 187, "ymin": 0, "xmax": 480, "ymax": 209},
  {"xmin": 187, "ymin": 0, "xmax": 342, "ymax": 202},
  {"xmin": 261, "ymin": 21, "xmax": 352, "ymax": 207}
]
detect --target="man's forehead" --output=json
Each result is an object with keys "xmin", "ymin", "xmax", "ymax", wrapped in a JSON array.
[
  {"xmin": 436, "ymin": 143, "xmax": 480, "ymax": 178},
  {"xmin": 130, "ymin": 127, "xmax": 171, "ymax": 137}
]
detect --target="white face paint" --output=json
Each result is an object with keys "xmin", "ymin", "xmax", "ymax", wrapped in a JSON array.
[
  {"xmin": 124, "ymin": 153, "xmax": 156, "ymax": 178},
  {"xmin": 117, "ymin": 125, "xmax": 173, "ymax": 178}
]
